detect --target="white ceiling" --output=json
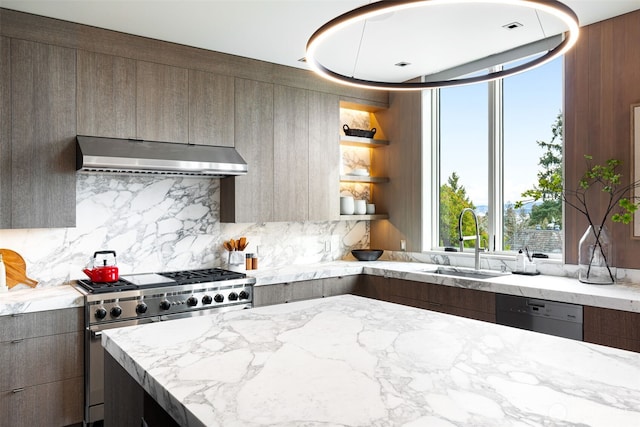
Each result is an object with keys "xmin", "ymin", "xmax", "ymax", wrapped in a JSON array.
[{"xmin": 2, "ymin": 0, "xmax": 639, "ymax": 75}]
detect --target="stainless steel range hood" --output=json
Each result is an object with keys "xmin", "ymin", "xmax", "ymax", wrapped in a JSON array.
[{"xmin": 76, "ymin": 136, "xmax": 248, "ymax": 177}]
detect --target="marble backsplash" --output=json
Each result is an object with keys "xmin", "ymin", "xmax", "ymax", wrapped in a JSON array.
[{"xmin": 0, "ymin": 174, "xmax": 369, "ymax": 288}]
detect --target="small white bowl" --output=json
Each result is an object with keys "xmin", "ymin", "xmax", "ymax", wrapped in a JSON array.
[{"xmin": 349, "ymin": 168, "xmax": 369, "ymax": 176}]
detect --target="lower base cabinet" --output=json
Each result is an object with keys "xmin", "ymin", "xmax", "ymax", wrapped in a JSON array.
[
  {"xmin": 584, "ymin": 305, "xmax": 640, "ymax": 352},
  {"xmin": 105, "ymin": 352, "xmax": 180, "ymax": 427},
  {"xmin": 356, "ymin": 276, "xmax": 496, "ymax": 323},
  {"xmin": 254, "ymin": 275, "xmax": 495, "ymax": 323},
  {"xmin": 0, "ymin": 308, "xmax": 84, "ymax": 427},
  {"xmin": 0, "ymin": 377, "xmax": 83, "ymax": 427},
  {"xmin": 253, "ymin": 276, "xmax": 361, "ymax": 307}
]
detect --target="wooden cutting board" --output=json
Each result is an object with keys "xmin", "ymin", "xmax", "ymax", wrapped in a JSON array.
[{"xmin": 0, "ymin": 249, "xmax": 38, "ymax": 289}]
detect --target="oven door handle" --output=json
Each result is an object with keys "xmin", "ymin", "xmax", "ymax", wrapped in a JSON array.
[{"xmin": 91, "ymin": 330, "xmax": 102, "ymax": 339}]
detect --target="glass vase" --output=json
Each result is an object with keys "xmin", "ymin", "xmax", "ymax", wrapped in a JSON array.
[{"xmin": 578, "ymin": 225, "xmax": 615, "ymax": 284}]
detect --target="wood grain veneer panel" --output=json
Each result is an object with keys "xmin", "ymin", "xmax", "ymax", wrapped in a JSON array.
[
  {"xmin": 136, "ymin": 61, "xmax": 188, "ymax": 142},
  {"xmin": 188, "ymin": 69, "xmax": 234, "ymax": 146},
  {"xmin": 564, "ymin": 10, "xmax": 640, "ymax": 267},
  {"xmin": 273, "ymin": 85, "xmax": 309, "ymax": 221},
  {"xmin": 0, "ymin": 8, "xmax": 388, "ymax": 106},
  {"xmin": 0, "ymin": 36, "xmax": 11, "ymax": 228},
  {"xmin": 77, "ymin": 50, "xmax": 136, "ymax": 138},
  {"xmin": 308, "ymin": 91, "xmax": 340, "ymax": 221},
  {"xmin": 372, "ymin": 90, "xmax": 423, "ymax": 251},
  {"xmin": 220, "ymin": 78, "xmax": 274, "ymax": 222},
  {"xmin": 10, "ymin": 38, "xmax": 76, "ymax": 228}
]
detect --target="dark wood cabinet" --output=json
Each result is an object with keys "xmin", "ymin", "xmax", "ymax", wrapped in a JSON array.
[
  {"xmin": 0, "ymin": 308, "xmax": 83, "ymax": 426},
  {"xmin": 253, "ymin": 283, "xmax": 290, "ymax": 307},
  {"xmin": 77, "ymin": 50, "xmax": 136, "ymax": 138},
  {"xmin": 221, "ymin": 78, "xmax": 274, "ymax": 223},
  {"xmin": 309, "ymin": 91, "xmax": 340, "ymax": 221},
  {"xmin": 322, "ymin": 275, "xmax": 360, "ymax": 297},
  {"xmin": 253, "ymin": 276, "xmax": 361, "ymax": 307},
  {"xmin": 356, "ymin": 276, "xmax": 496, "ymax": 323},
  {"xmin": 136, "ymin": 60, "xmax": 188, "ymax": 143},
  {"xmin": 273, "ymin": 85, "xmax": 309, "ymax": 221},
  {"xmin": 253, "ymin": 280, "xmax": 321, "ymax": 307},
  {"xmin": 188, "ymin": 69, "xmax": 234, "ymax": 146},
  {"xmin": 353, "ymin": 275, "xmax": 391, "ymax": 302},
  {"xmin": 0, "ymin": 36, "xmax": 10, "ymax": 229},
  {"xmin": 584, "ymin": 306, "xmax": 640, "ymax": 352},
  {"xmin": 9, "ymin": 38, "xmax": 76, "ymax": 228}
]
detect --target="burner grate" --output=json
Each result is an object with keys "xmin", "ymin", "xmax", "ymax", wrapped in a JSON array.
[
  {"xmin": 77, "ymin": 278, "xmax": 137, "ymax": 293},
  {"xmin": 160, "ymin": 268, "xmax": 246, "ymax": 285}
]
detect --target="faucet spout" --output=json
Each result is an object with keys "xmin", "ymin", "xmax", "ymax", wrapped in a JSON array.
[{"xmin": 458, "ymin": 208, "xmax": 481, "ymax": 270}]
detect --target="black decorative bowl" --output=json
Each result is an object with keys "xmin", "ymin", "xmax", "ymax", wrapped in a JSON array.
[
  {"xmin": 351, "ymin": 249, "xmax": 383, "ymax": 261},
  {"xmin": 343, "ymin": 124, "xmax": 376, "ymax": 138}
]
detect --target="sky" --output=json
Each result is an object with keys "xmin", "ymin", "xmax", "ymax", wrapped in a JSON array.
[{"xmin": 440, "ymin": 57, "xmax": 563, "ymax": 206}]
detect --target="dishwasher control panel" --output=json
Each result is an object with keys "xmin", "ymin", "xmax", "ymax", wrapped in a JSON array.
[{"xmin": 496, "ymin": 294, "xmax": 583, "ymax": 340}]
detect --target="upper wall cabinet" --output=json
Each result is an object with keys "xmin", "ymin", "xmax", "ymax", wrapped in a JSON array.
[
  {"xmin": 7, "ymin": 39, "xmax": 76, "ymax": 228},
  {"xmin": 222, "ymin": 83, "xmax": 341, "ymax": 223},
  {"xmin": 77, "ymin": 50, "xmax": 136, "ymax": 139},
  {"xmin": 309, "ymin": 91, "xmax": 340, "ymax": 221},
  {"xmin": 136, "ymin": 61, "xmax": 188, "ymax": 143},
  {"xmin": 221, "ymin": 78, "xmax": 275, "ymax": 223},
  {"xmin": 273, "ymin": 85, "xmax": 309, "ymax": 222},
  {"xmin": 188, "ymin": 70, "xmax": 234, "ymax": 146},
  {"xmin": 0, "ymin": 37, "xmax": 11, "ymax": 229}
]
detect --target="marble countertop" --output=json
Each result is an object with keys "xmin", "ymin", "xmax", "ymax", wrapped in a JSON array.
[
  {"xmin": 249, "ymin": 260, "xmax": 640, "ymax": 313},
  {"xmin": 2, "ymin": 260, "xmax": 640, "ymax": 315},
  {"xmin": 103, "ymin": 294, "xmax": 640, "ymax": 427},
  {"xmin": 0, "ymin": 284, "xmax": 83, "ymax": 316}
]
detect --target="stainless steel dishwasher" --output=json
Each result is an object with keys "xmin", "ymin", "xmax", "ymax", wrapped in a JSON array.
[{"xmin": 496, "ymin": 294, "xmax": 583, "ymax": 340}]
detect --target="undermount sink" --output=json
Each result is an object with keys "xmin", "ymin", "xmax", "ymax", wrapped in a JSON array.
[{"xmin": 425, "ymin": 267, "xmax": 508, "ymax": 280}]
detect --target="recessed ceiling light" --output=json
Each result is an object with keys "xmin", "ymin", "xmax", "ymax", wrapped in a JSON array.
[
  {"xmin": 395, "ymin": 62, "xmax": 411, "ymax": 67},
  {"xmin": 503, "ymin": 22, "xmax": 523, "ymax": 30}
]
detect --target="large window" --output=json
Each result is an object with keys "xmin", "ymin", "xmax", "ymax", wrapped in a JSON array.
[{"xmin": 432, "ymin": 57, "xmax": 563, "ymax": 254}]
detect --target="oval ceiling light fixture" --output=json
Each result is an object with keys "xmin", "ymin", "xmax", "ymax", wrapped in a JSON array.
[{"xmin": 305, "ymin": 0, "xmax": 579, "ymax": 91}]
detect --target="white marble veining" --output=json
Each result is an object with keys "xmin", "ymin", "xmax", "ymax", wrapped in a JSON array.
[
  {"xmin": 0, "ymin": 285, "xmax": 82, "ymax": 315},
  {"xmin": 0, "ymin": 174, "xmax": 369, "ymax": 288},
  {"xmin": 247, "ymin": 260, "xmax": 640, "ymax": 313},
  {"xmin": 3, "ymin": 259, "xmax": 640, "ymax": 316},
  {"xmin": 103, "ymin": 295, "xmax": 640, "ymax": 427}
]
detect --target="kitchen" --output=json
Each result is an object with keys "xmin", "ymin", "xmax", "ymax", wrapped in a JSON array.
[{"xmin": 2, "ymin": 1, "xmax": 640, "ymax": 426}]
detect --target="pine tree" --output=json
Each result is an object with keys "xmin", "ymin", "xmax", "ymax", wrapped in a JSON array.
[
  {"xmin": 516, "ymin": 112, "xmax": 563, "ymax": 228},
  {"xmin": 440, "ymin": 172, "xmax": 478, "ymax": 247}
]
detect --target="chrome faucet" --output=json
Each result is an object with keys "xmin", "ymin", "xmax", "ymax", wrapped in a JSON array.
[{"xmin": 458, "ymin": 208, "xmax": 481, "ymax": 270}]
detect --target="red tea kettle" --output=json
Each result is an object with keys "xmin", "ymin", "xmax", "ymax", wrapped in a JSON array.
[{"xmin": 83, "ymin": 250, "xmax": 119, "ymax": 283}]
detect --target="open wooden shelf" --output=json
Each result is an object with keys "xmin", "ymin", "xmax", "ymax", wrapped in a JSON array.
[
  {"xmin": 340, "ymin": 135, "xmax": 389, "ymax": 148},
  {"xmin": 340, "ymin": 214, "xmax": 389, "ymax": 220},
  {"xmin": 340, "ymin": 175, "xmax": 389, "ymax": 183}
]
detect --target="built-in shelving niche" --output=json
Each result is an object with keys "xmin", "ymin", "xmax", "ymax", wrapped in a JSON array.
[{"xmin": 339, "ymin": 101, "xmax": 389, "ymax": 220}]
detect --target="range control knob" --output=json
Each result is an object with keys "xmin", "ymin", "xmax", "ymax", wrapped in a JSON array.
[
  {"xmin": 238, "ymin": 291, "xmax": 250, "ymax": 300},
  {"xmin": 136, "ymin": 302, "xmax": 148, "ymax": 314},
  {"xmin": 110, "ymin": 306, "xmax": 122, "ymax": 318},
  {"xmin": 214, "ymin": 294, "xmax": 224, "ymax": 303},
  {"xmin": 202, "ymin": 295, "xmax": 213, "ymax": 305},
  {"xmin": 159, "ymin": 300, "xmax": 171, "ymax": 311},
  {"xmin": 95, "ymin": 307, "xmax": 107, "ymax": 319},
  {"xmin": 186, "ymin": 297, "xmax": 198, "ymax": 307},
  {"xmin": 228, "ymin": 292, "xmax": 238, "ymax": 301}
]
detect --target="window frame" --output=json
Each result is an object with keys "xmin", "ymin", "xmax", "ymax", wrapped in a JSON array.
[{"xmin": 424, "ymin": 64, "xmax": 563, "ymax": 258}]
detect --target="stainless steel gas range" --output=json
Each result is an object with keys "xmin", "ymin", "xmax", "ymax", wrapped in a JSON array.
[{"xmin": 74, "ymin": 267, "xmax": 255, "ymax": 427}]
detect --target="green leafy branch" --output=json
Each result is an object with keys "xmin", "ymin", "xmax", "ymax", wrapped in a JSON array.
[{"xmin": 521, "ymin": 155, "xmax": 640, "ymax": 281}]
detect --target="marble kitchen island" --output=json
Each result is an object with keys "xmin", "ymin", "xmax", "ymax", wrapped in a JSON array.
[{"xmin": 102, "ymin": 295, "xmax": 640, "ymax": 427}]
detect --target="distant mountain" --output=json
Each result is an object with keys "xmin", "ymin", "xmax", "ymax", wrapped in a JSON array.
[{"xmin": 473, "ymin": 201, "xmax": 538, "ymax": 215}]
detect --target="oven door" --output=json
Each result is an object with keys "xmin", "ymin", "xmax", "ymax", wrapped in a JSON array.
[{"xmin": 86, "ymin": 318, "xmax": 158, "ymax": 425}]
